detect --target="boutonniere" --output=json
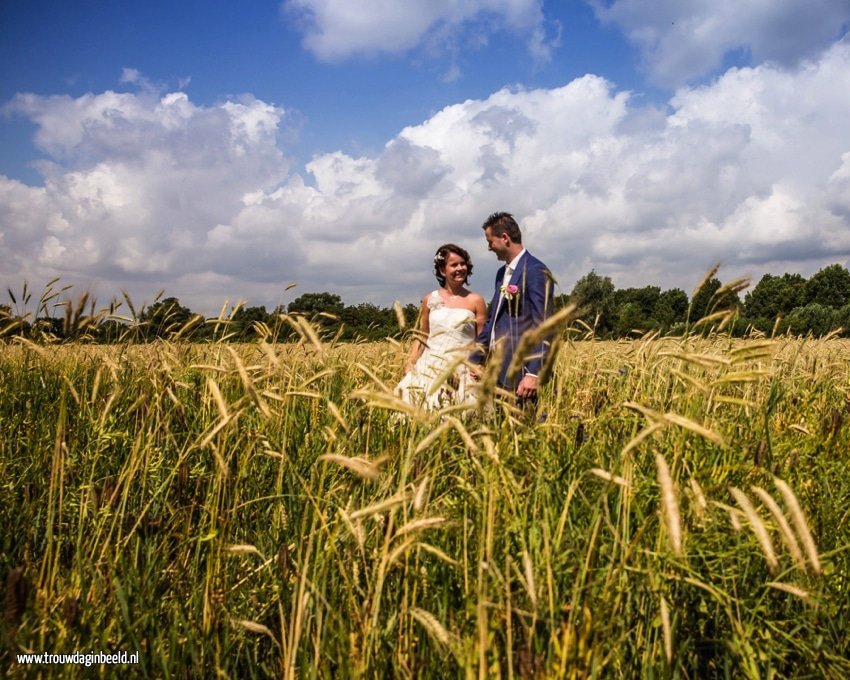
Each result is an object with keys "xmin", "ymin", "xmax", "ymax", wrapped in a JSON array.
[{"xmin": 500, "ymin": 283, "xmax": 519, "ymax": 300}]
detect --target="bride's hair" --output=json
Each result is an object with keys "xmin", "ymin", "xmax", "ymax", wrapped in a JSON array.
[{"xmin": 433, "ymin": 243, "xmax": 473, "ymax": 286}]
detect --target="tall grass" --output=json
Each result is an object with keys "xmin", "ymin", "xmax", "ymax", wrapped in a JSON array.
[{"xmin": 1, "ymin": 318, "xmax": 849, "ymax": 677}]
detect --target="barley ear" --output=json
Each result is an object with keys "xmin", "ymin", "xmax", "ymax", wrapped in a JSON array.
[
  {"xmin": 655, "ymin": 454, "xmax": 682, "ymax": 555},
  {"xmin": 730, "ymin": 487, "xmax": 778, "ymax": 572},
  {"xmin": 752, "ymin": 486, "xmax": 805, "ymax": 572},
  {"xmin": 773, "ymin": 477, "xmax": 821, "ymax": 574},
  {"xmin": 660, "ymin": 597, "xmax": 673, "ymax": 663}
]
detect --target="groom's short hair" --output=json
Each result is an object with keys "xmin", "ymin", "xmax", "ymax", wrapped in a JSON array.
[{"xmin": 483, "ymin": 211, "xmax": 522, "ymax": 244}]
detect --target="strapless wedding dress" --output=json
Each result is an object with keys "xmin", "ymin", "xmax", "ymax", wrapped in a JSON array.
[{"xmin": 396, "ymin": 290, "xmax": 476, "ymax": 409}]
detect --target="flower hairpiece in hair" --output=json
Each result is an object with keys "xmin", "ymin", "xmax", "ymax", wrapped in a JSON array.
[{"xmin": 433, "ymin": 252, "xmax": 446, "ymax": 265}]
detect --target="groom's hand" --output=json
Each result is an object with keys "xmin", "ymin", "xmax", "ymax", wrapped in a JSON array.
[{"xmin": 516, "ymin": 375, "xmax": 538, "ymax": 400}]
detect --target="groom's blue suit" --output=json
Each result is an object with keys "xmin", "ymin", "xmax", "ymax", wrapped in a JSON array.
[{"xmin": 473, "ymin": 251, "xmax": 554, "ymax": 390}]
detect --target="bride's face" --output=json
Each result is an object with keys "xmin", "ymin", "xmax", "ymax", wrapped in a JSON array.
[{"xmin": 441, "ymin": 252, "xmax": 469, "ymax": 286}]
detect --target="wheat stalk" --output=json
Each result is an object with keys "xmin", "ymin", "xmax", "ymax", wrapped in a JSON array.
[
  {"xmin": 729, "ymin": 487, "xmax": 778, "ymax": 571},
  {"xmin": 660, "ymin": 597, "xmax": 672, "ymax": 663},
  {"xmin": 751, "ymin": 486, "xmax": 805, "ymax": 572},
  {"xmin": 317, "ymin": 454, "xmax": 382, "ymax": 480},
  {"xmin": 410, "ymin": 607, "xmax": 451, "ymax": 647},
  {"xmin": 773, "ymin": 477, "xmax": 821, "ymax": 574},
  {"xmin": 656, "ymin": 454, "xmax": 682, "ymax": 555}
]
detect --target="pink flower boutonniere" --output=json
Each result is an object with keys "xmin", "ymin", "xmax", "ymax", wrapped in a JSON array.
[{"xmin": 501, "ymin": 283, "xmax": 519, "ymax": 300}]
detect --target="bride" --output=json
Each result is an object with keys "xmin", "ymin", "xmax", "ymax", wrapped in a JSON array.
[{"xmin": 396, "ymin": 244, "xmax": 487, "ymax": 409}]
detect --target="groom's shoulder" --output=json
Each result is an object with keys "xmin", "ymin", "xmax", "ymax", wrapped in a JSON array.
[
  {"xmin": 522, "ymin": 252, "xmax": 556, "ymax": 287},
  {"xmin": 523, "ymin": 251, "xmax": 549, "ymax": 270}
]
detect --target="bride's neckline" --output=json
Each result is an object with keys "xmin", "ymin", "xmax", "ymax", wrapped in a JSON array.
[
  {"xmin": 436, "ymin": 288, "xmax": 466, "ymax": 302},
  {"xmin": 433, "ymin": 290, "xmax": 475, "ymax": 315}
]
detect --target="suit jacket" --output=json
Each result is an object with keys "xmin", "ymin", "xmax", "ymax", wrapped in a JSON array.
[{"xmin": 472, "ymin": 251, "xmax": 554, "ymax": 389}]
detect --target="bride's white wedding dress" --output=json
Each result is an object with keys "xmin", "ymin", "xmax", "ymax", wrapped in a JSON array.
[{"xmin": 396, "ymin": 290, "xmax": 476, "ymax": 410}]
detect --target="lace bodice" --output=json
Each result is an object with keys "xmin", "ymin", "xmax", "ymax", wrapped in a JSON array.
[
  {"xmin": 395, "ymin": 291, "xmax": 477, "ymax": 410},
  {"xmin": 426, "ymin": 291, "xmax": 476, "ymax": 351}
]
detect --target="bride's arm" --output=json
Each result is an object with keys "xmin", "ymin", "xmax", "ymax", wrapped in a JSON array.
[
  {"xmin": 472, "ymin": 293, "xmax": 487, "ymax": 337},
  {"xmin": 405, "ymin": 295, "xmax": 430, "ymax": 372}
]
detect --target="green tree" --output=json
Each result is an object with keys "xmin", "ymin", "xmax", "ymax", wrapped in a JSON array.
[
  {"xmin": 570, "ymin": 270, "xmax": 616, "ymax": 335},
  {"xmin": 94, "ymin": 318, "xmax": 128, "ymax": 343},
  {"xmin": 653, "ymin": 289, "xmax": 689, "ymax": 330},
  {"xmin": 611, "ymin": 286, "xmax": 661, "ymax": 334},
  {"xmin": 689, "ymin": 278, "xmax": 722, "ymax": 321},
  {"xmin": 33, "ymin": 316, "xmax": 64, "ymax": 339},
  {"xmin": 140, "ymin": 297, "xmax": 198, "ymax": 339},
  {"xmin": 831, "ymin": 304, "xmax": 850, "ymax": 337},
  {"xmin": 288, "ymin": 292, "xmax": 344, "ymax": 317},
  {"xmin": 614, "ymin": 302, "xmax": 646, "ymax": 337},
  {"xmin": 744, "ymin": 273, "xmax": 806, "ymax": 321},
  {"xmin": 612, "ymin": 286, "xmax": 661, "ymax": 318},
  {"xmin": 339, "ymin": 303, "xmax": 383, "ymax": 340},
  {"xmin": 288, "ymin": 292, "xmax": 345, "ymax": 337},
  {"xmin": 784, "ymin": 303, "xmax": 836, "ymax": 337},
  {"xmin": 402, "ymin": 303, "xmax": 420, "ymax": 328},
  {"xmin": 231, "ymin": 305, "xmax": 272, "ymax": 341},
  {"xmin": 803, "ymin": 264, "xmax": 850, "ymax": 308}
]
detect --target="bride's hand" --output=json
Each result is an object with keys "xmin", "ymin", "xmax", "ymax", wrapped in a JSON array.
[{"xmin": 516, "ymin": 375, "xmax": 538, "ymax": 399}]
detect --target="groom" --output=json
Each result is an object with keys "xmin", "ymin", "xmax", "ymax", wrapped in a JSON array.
[{"xmin": 472, "ymin": 211, "xmax": 554, "ymax": 402}]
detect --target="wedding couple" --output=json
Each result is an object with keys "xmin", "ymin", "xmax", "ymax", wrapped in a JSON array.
[{"xmin": 396, "ymin": 211, "xmax": 554, "ymax": 410}]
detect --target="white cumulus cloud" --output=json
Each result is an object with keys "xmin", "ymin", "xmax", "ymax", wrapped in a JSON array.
[
  {"xmin": 1, "ymin": 87, "xmax": 295, "ymax": 311},
  {"xmin": 590, "ymin": 0, "xmax": 850, "ymax": 86},
  {"xmin": 283, "ymin": 0, "xmax": 552, "ymax": 62}
]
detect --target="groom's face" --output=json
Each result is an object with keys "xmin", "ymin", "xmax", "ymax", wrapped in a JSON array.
[{"xmin": 484, "ymin": 227, "xmax": 510, "ymax": 262}]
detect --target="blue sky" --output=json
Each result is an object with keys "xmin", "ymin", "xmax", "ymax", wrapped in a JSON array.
[
  {"xmin": 2, "ymin": 0, "xmax": 850, "ymax": 315},
  {"xmin": 1, "ymin": 1, "xmax": 639, "ymax": 179}
]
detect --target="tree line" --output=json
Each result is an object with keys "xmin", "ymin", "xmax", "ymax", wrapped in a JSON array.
[
  {"xmin": 4, "ymin": 263, "xmax": 850, "ymax": 342},
  {"xmin": 566, "ymin": 263, "xmax": 850, "ymax": 338},
  {"xmin": 0, "ymin": 288, "xmax": 420, "ymax": 344}
]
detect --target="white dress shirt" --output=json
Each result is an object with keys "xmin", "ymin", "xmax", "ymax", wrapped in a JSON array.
[{"xmin": 491, "ymin": 249, "xmax": 526, "ymax": 343}]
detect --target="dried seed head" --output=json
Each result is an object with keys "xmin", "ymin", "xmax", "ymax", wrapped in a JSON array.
[
  {"xmin": 728, "ymin": 508, "xmax": 743, "ymax": 532},
  {"xmin": 752, "ymin": 486, "xmax": 805, "ymax": 572},
  {"xmin": 410, "ymin": 608, "xmax": 451, "ymax": 647},
  {"xmin": 413, "ymin": 476, "xmax": 429, "ymax": 512},
  {"xmin": 655, "ymin": 454, "xmax": 682, "ymax": 555},
  {"xmin": 317, "ymin": 454, "xmax": 381, "ymax": 480},
  {"xmin": 591, "ymin": 468, "xmax": 629, "ymax": 487},
  {"xmin": 688, "ymin": 478, "xmax": 708, "ymax": 519},
  {"xmin": 766, "ymin": 581, "xmax": 813, "ymax": 603},
  {"xmin": 730, "ymin": 487, "xmax": 778, "ymax": 571},
  {"xmin": 773, "ymin": 477, "xmax": 821, "ymax": 574}
]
